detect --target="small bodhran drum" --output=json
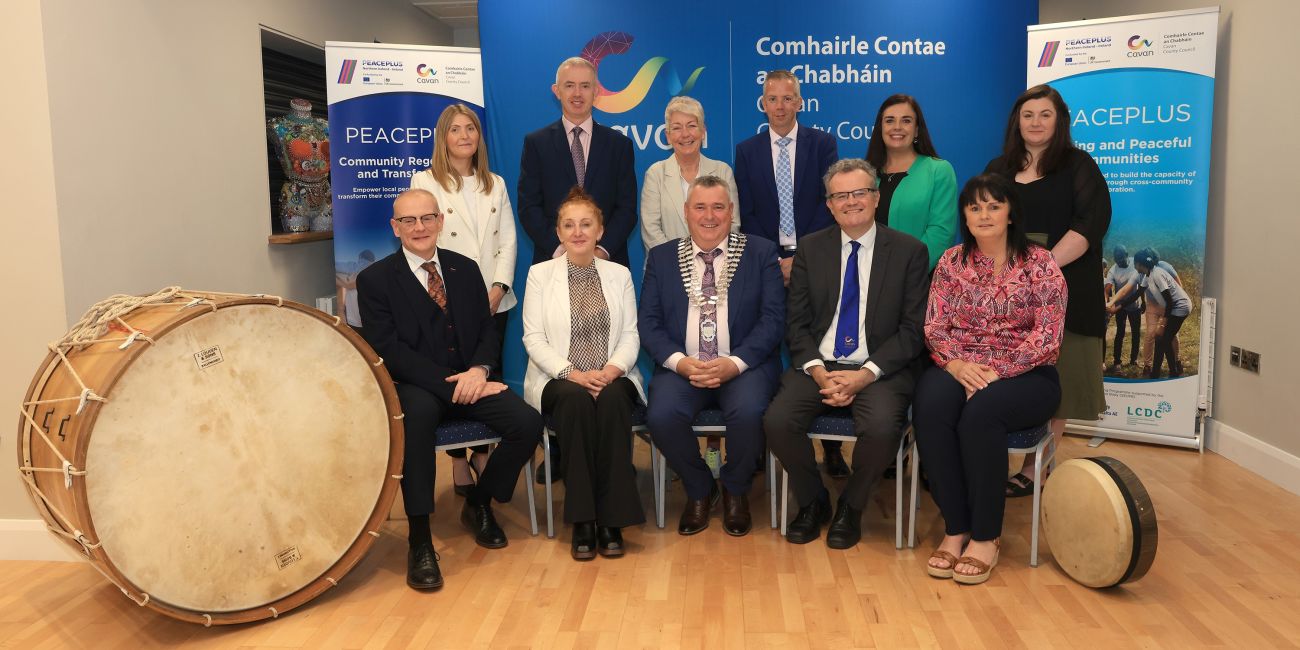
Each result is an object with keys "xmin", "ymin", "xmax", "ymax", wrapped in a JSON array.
[
  {"xmin": 17, "ymin": 289, "xmax": 403, "ymax": 625},
  {"xmin": 1041, "ymin": 457, "xmax": 1157, "ymax": 588}
]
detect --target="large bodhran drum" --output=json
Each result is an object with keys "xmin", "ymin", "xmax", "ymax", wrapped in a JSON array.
[
  {"xmin": 1041, "ymin": 457, "xmax": 1157, "ymax": 588},
  {"xmin": 17, "ymin": 289, "xmax": 403, "ymax": 625}
]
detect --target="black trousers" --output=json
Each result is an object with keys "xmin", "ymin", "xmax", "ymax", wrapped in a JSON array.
[
  {"xmin": 395, "ymin": 381, "xmax": 541, "ymax": 516},
  {"xmin": 1112, "ymin": 309, "xmax": 1141, "ymax": 366},
  {"xmin": 447, "ymin": 310, "xmax": 512, "ymax": 460},
  {"xmin": 542, "ymin": 377, "xmax": 644, "ymax": 527},
  {"xmin": 1152, "ymin": 313, "xmax": 1187, "ymax": 377},
  {"xmin": 913, "ymin": 365, "xmax": 1060, "ymax": 541},
  {"xmin": 764, "ymin": 365, "xmax": 913, "ymax": 510}
]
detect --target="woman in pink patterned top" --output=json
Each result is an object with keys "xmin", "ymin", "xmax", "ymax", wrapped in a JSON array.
[{"xmin": 913, "ymin": 173, "xmax": 1066, "ymax": 585}]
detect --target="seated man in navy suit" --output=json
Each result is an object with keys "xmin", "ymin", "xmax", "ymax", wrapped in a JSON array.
[
  {"xmin": 639, "ymin": 176, "xmax": 785, "ymax": 537},
  {"xmin": 357, "ymin": 189, "xmax": 541, "ymax": 591}
]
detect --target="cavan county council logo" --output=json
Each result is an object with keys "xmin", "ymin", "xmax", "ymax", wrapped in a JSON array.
[
  {"xmin": 416, "ymin": 64, "xmax": 437, "ymax": 77},
  {"xmin": 338, "ymin": 59, "xmax": 358, "ymax": 84},
  {"xmin": 1128, "ymin": 35, "xmax": 1153, "ymax": 50},
  {"xmin": 1038, "ymin": 41, "xmax": 1060, "ymax": 67},
  {"xmin": 580, "ymin": 31, "xmax": 704, "ymax": 114}
]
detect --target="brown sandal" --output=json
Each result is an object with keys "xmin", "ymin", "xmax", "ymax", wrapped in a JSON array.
[
  {"xmin": 927, "ymin": 550, "xmax": 960, "ymax": 579},
  {"xmin": 953, "ymin": 541, "xmax": 1000, "ymax": 585}
]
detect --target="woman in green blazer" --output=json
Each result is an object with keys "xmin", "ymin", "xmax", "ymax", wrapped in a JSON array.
[{"xmin": 864, "ymin": 94, "xmax": 958, "ymax": 271}]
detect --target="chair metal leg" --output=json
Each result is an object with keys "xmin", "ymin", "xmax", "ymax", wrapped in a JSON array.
[
  {"xmin": 908, "ymin": 439, "xmax": 919, "ymax": 549},
  {"xmin": 895, "ymin": 432, "xmax": 905, "ymax": 550},
  {"xmin": 768, "ymin": 451, "xmax": 778, "ymax": 528},
  {"xmin": 525, "ymin": 457, "xmax": 538, "ymax": 536},
  {"xmin": 656, "ymin": 445, "xmax": 667, "ymax": 528},
  {"xmin": 543, "ymin": 434, "xmax": 555, "ymax": 539},
  {"xmin": 779, "ymin": 469, "xmax": 789, "ymax": 536},
  {"xmin": 1030, "ymin": 442, "xmax": 1045, "ymax": 567}
]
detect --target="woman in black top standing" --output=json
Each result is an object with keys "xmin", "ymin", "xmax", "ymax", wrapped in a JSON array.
[{"xmin": 984, "ymin": 84, "xmax": 1110, "ymax": 497}]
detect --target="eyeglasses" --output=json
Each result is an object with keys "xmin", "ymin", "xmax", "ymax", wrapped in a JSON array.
[
  {"xmin": 828, "ymin": 188, "xmax": 879, "ymax": 203},
  {"xmin": 393, "ymin": 213, "xmax": 441, "ymax": 226}
]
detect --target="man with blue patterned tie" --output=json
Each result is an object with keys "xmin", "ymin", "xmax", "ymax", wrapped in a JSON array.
[{"xmin": 765, "ymin": 158, "xmax": 930, "ymax": 549}]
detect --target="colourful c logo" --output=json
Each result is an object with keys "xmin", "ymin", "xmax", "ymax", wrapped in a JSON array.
[
  {"xmin": 580, "ymin": 32, "xmax": 704, "ymax": 114},
  {"xmin": 1127, "ymin": 36, "xmax": 1152, "ymax": 50},
  {"xmin": 416, "ymin": 64, "xmax": 436, "ymax": 77}
]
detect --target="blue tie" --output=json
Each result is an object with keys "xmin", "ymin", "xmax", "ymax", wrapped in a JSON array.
[
  {"xmin": 834, "ymin": 241, "xmax": 861, "ymax": 358},
  {"xmin": 775, "ymin": 137, "xmax": 795, "ymax": 238}
]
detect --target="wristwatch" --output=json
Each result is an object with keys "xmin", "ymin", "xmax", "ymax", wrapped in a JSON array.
[
  {"xmin": 492, "ymin": 282, "xmax": 510, "ymax": 293},
  {"xmin": 477, "ymin": 364, "xmax": 492, "ymax": 376}
]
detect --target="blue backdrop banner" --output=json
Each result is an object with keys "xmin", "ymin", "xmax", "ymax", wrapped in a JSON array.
[{"xmin": 480, "ymin": 0, "xmax": 1037, "ymax": 389}]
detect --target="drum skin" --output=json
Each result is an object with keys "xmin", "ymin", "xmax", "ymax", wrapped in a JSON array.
[
  {"xmin": 1041, "ymin": 457, "xmax": 1157, "ymax": 588},
  {"xmin": 17, "ymin": 293, "xmax": 403, "ymax": 625}
]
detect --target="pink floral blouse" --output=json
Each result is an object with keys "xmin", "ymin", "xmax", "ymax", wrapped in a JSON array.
[{"xmin": 925, "ymin": 245, "xmax": 1067, "ymax": 378}]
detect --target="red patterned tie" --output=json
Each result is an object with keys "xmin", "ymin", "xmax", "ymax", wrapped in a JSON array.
[{"xmin": 421, "ymin": 262, "xmax": 447, "ymax": 310}]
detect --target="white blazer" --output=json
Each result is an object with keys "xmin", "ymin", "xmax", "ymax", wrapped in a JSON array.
[
  {"xmin": 521, "ymin": 256, "xmax": 645, "ymax": 411},
  {"xmin": 639, "ymin": 153, "xmax": 740, "ymax": 252},
  {"xmin": 410, "ymin": 170, "xmax": 518, "ymax": 312}
]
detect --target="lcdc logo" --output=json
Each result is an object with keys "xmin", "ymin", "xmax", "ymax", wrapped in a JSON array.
[{"xmin": 1128, "ymin": 401, "xmax": 1173, "ymax": 418}]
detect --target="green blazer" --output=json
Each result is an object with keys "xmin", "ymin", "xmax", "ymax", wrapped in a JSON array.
[{"xmin": 882, "ymin": 155, "xmax": 958, "ymax": 270}]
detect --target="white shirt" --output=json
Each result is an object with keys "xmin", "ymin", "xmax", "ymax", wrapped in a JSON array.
[
  {"xmin": 804, "ymin": 226, "xmax": 882, "ymax": 379},
  {"xmin": 403, "ymin": 245, "xmax": 442, "ymax": 289},
  {"xmin": 458, "ymin": 175, "xmax": 480, "ymax": 233},
  {"xmin": 664, "ymin": 239, "xmax": 749, "ymax": 375},
  {"xmin": 769, "ymin": 122, "xmax": 800, "ymax": 247}
]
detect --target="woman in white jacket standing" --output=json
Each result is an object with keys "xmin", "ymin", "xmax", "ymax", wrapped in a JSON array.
[
  {"xmin": 523, "ymin": 188, "xmax": 645, "ymax": 561},
  {"xmin": 410, "ymin": 103, "xmax": 518, "ymax": 496}
]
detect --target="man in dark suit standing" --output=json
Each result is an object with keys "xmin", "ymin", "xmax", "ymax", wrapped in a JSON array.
[
  {"xmin": 518, "ymin": 56, "xmax": 638, "ymax": 267},
  {"xmin": 765, "ymin": 158, "xmax": 929, "ymax": 549},
  {"xmin": 519, "ymin": 56, "xmax": 639, "ymax": 482},
  {"xmin": 358, "ymin": 189, "xmax": 541, "ymax": 591},
  {"xmin": 733, "ymin": 69, "xmax": 848, "ymax": 476},
  {"xmin": 639, "ymin": 176, "xmax": 785, "ymax": 537}
]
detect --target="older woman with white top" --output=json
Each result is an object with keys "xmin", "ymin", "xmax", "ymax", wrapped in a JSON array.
[
  {"xmin": 640, "ymin": 96, "xmax": 739, "ymax": 252},
  {"xmin": 523, "ymin": 188, "xmax": 645, "ymax": 561},
  {"xmin": 410, "ymin": 103, "xmax": 518, "ymax": 496}
]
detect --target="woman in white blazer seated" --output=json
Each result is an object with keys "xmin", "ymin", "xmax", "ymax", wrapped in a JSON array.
[
  {"xmin": 523, "ymin": 188, "xmax": 645, "ymax": 561},
  {"xmin": 410, "ymin": 103, "xmax": 518, "ymax": 496},
  {"xmin": 639, "ymin": 96, "xmax": 740, "ymax": 252}
]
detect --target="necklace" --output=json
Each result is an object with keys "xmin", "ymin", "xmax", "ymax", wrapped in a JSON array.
[{"xmin": 677, "ymin": 233, "xmax": 746, "ymax": 308}]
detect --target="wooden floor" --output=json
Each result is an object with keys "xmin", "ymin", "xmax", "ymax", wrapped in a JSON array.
[{"xmin": 4, "ymin": 435, "xmax": 1300, "ymax": 649}]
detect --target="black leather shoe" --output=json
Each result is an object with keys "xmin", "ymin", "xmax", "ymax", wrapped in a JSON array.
[
  {"xmin": 596, "ymin": 526, "xmax": 625, "ymax": 557},
  {"xmin": 677, "ymin": 482, "xmax": 720, "ymax": 536},
  {"xmin": 406, "ymin": 542, "xmax": 443, "ymax": 590},
  {"xmin": 824, "ymin": 447, "xmax": 850, "ymax": 479},
  {"xmin": 571, "ymin": 521, "xmax": 596, "ymax": 561},
  {"xmin": 536, "ymin": 438, "xmax": 564, "ymax": 484},
  {"xmin": 461, "ymin": 500, "xmax": 508, "ymax": 549},
  {"xmin": 785, "ymin": 497, "xmax": 831, "ymax": 544},
  {"xmin": 721, "ymin": 490, "xmax": 752, "ymax": 536},
  {"xmin": 826, "ymin": 500, "xmax": 863, "ymax": 549}
]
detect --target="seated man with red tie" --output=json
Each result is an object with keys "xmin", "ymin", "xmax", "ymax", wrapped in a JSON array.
[
  {"xmin": 357, "ymin": 189, "xmax": 541, "ymax": 591},
  {"xmin": 765, "ymin": 158, "xmax": 929, "ymax": 549},
  {"xmin": 639, "ymin": 176, "xmax": 785, "ymax": 537}
]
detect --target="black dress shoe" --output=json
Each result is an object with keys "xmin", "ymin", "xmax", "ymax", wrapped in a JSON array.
[
  {"xmin": 596, "ymin": 526, "xmax": 625, "ymax": 557},
  {"xmin": 721, "ymin": 490, "xmax": 752, "ymax": 536},
  {"xmin": 824, "ymin": 447, "xmax": 850, "ymax": 479},
  {"xmin": 536, "ymin": 438, "xmax": 564, "ymax": 484},
  {"xmin": 785, "ymin": 497, "xmax": 830, "ymax": 544},
  {"xmin": 406, "ymin": 542, "xmax": 443, "ymax": 590},
  {"xmin": 572, "ymin": 521, "xmax": 596, "ymax": 561},
  {"xmin": 461, "ymin": 500, "xmax": 508, "ymax": 549},
  {"xmin": 677, "ymin": 482, "xmax": 720, "ymax": 536},
  {"xmin": 826, "ymin": 500, "xmax": 863, "ymax": 549}
]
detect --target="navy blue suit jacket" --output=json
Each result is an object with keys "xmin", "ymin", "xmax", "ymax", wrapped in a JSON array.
[
  {"xmin": 733, "ymin": 125, "xmax": 838, "ymax": 246},
  {"xmin": 518, "ymin": 119, "xmax": 638, "ymax": 266},
  {"xmin": 357, "ymin": 248, "xmax": 498, "ymax": 403},
  {"xmin": 638, "ymin": 235, "xmax": 786, "ymax": 382}
]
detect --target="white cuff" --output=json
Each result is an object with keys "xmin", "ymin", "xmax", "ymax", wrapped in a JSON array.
[
  {"xmin": 664, "ymin": 352, "xmax": 686, "ymax": 373},
  {"xmin": 726, "ymin": 355, "xmax": 750, "ymax": 374},
  {"xmin": 801, "ymin": 359, "xmax": 825, "ymax": 374}
]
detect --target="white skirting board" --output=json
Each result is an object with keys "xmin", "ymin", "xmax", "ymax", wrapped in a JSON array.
[
  {"xmin": 1206, "ymin": 418, "xmax": 1300, "ymax": 498},
  {"xmin": 0, "ymin": 519, "xmax": 82, "ymax": 561}
]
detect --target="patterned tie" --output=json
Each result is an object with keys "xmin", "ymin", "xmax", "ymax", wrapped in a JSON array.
[
  {"xmin": 570, "ymin": 126, "xmax": 586, "ymax": 188},
  {"xmin": 775, "ymin": 136, "xmax": 795, "ymax": 238},
  {"xmin": 834, "ymin": 241, "xmax": 861, "ymax": 357},
  {"xmin": 698, "ymin": 249, "xmax": 721, "ymax": 361},
  {"xmin": 421, "ymin": 261, "xmax": 447, "ymax": 311}
]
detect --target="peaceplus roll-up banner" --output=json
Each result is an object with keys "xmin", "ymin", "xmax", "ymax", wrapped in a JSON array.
[
  {"xmin": 1028, "ymin": 8, "xmax": 1218, "ymax": 444},
  {"xmin": 326, "ymin": 42, "xmax": 485, "ymax": 330}
]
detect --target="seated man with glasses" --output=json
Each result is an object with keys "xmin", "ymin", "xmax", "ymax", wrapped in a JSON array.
[
  {"xmin": 765, "ymin": 158, "xmax": 929, "ymax": 549},
  {"xmin": 357, "ymin": 188, "xmax": 541, "ymax": 591}
]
